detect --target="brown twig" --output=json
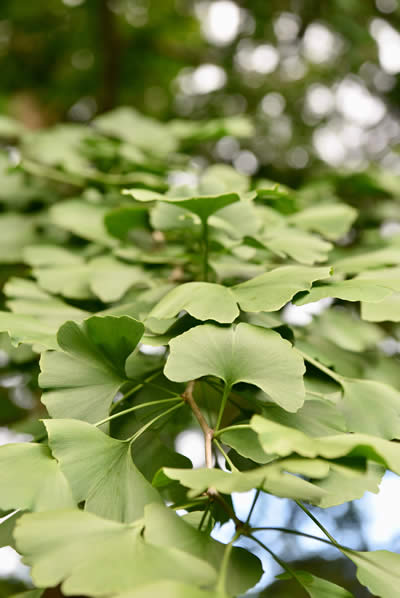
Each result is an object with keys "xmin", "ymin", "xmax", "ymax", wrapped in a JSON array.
[
  {"xmin": 183, "ymin": 381, "xmax": 214, "ymax": 468},
  {"xmin": 182, "ymin": 381, "xmax": 247, "ymax": 532}
]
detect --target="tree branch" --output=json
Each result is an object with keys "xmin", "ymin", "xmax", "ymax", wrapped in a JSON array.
[{"xmin": 182, "ymin": 381, "xmax": 214, "ymax": 468}]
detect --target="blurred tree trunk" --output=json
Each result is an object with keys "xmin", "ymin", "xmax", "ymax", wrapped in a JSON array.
[{"xmin": 98, "ymin": 0, "xmax": 121, "ymax": 112}]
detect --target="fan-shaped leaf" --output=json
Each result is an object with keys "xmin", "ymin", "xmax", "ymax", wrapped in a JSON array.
[
  {"xmin": 165, "ymin": 323, "xmax": 305, "ymax": 412},
  {"xmin": 0, "ymin": 443, "xmax": 75, "ymax": 512},
  {"xmin": 15, "ymin": 509, "xmax": 217, "ymax": 596},
  {"xmin": 45, "ymin": 419, "xmax": 162, "ymax": 522},
  {"xmin": 39, "ymin": 315, "xmax": 144, "ymax": 423}
]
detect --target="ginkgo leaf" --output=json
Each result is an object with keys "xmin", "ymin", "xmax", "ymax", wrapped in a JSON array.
[
  {"xmin": 147, "ymin": 282, "xmax": 239, "ymax": 324},
  {"xmin": 343, "ymin": 549, "xmax": 400, "ymax": 598},
  {"xmin": 113, "ymin": 582, "xmax": 220, "ymax": 598},
  {"xmin": 93, "ymin": 106, "xmax": 178, "ymax": 154},
  {"xmin": 45, "ymin": 419, "xmax": 162, "ymax": 522},
  {"xmin": 122, "ymin": 188, "xmax": 250, "ymax": 225},
  {"xmin": 357, "ymin": 267, "xmax": 400, "ymax": 321},
  {"xmin": 0, "ymin": 278, "xmax": 88, "ymax": 350},
  {"xmin": 233, "ymin": 266, "xmax": 331, "ymax": 312},
  {"xmin": 314, "ymin": 461, "xmax": 384, "ymax": 508},
  {"xmin": 0, "ymin": 312, "xmax": 59, "ymax": 351},
  {"xmin": 361, "ymin": 293, "xmax": 400, "ymax": 322},
  {"xmin": 14, "ymin": 509, "xmax": 217, "ymax": 596},
  {"xmin": 288, "ymin": 203, "xmax": 357, "ymax": 240},
  {"xmin": 294, "ymin": 278, "xmax": 393, "ymax": 305},
  {"xmin": 89, "ymin": 255, "xmax": 148, "ymax": 303},
  {"xmin": 339, "ymin": 378, "xmax": 400, "ymax": 439},
  {"xmin": 261, "ymin": 228, "xmax": 332, "ymax": 265},
  {"xmin": 50, "ymin": 199, "xmax": 117, "ymax": 247},
  {"xmin": 4, "ymin": 278, "xmax": 88, "ymax": 328},
  {"xmin": 143, "ymin": 503, "xmax": 262, "ymax": 595},
  {"xmin": 33, "ymin": 261, "xmax": 94, "ymax": 300},
  {"xmin": 0, "ymin": 443, "xmax": 75, "ymax": 512},
  {"xmin": 0, "ymin": 213, "xmax": 38, "ymax": 263},
  {"xmin": 333, "ymin": 247, "xmax": 400, "ymax": 274},
  {"xmin": 160, "ymin": 464, "xmax": 328, "ymax": 503},
  {"xmin": 262, "ymin": 397, "xmax": 347, "ymax": 437},
  {"xmin": 251, "ymin": 415, "xmax": 400, "ymax": 472},
  {"xmin": 39, "ymin": 315, "xmax": 144, "ymax": 423},
  {"xmin": 210, "ymin": 200, "xmax": 261, "ymax": 240},
  {"xmin": 165, "ymin": 323, "xmax": 305, "ymax": 412},
  {"xmin": 311, "ymin": 309, "xmax": 384, "ymax": 352},
  {"xmin": 220, "ymin": 427, "xmax": 273, "ymax": 463},
  {"xmin": 277, "ymin": 570, "xmax": 354, "ymax": 597}
]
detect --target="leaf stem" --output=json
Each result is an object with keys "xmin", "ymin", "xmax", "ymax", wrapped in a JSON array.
[
  {"xmin": 296, "ymin": 349, "xmax": 342, "ymax": 383},
  {"xmin": 294, "ymin": 500, "xmax": 339, "ymax": 546},
  {"xmin": 216, "ymin": 531, "xmax": 241, "ymax": 596},
  {"xmin": 215, "ymin": 383, "xmax": 232, "ymax": 433},
  {"xmin": 109, "ymin": 370, "xmax": 162, "ymax": 413},
  {"xmin": 213, "ymin": 438, "xmax": 238, "ymax": 472},
  {"xmin": 197, "ymin": 502, "xmax": 211, "ymax": 531},
  {"xmin": 94, "ymin": 396, "xmax": 182, "ymax": 427},
  {"xmin": 183, "ymin": 381, "xmax": 214, "ymax": 468},
  {"xmin": 213, "ymin": 423, "xmax": 251, "ymax": 438},
  {"xmin": 245, "ymin": 487, "xmax": 262, "ymax": 525},
  {"xmin": 250, "ymin": 526, "xmax": 345, "ymax": 549},
  {"xmin": 202, "ymin": 220, "xmax": 209, "ymax": 281},
  {"xmin": 249, "ymin": 534, "xmax": 296, "ymax": 578},
  {"xmin": 127, "ymin": 401, "xmax": 184, "ymax": 444}
]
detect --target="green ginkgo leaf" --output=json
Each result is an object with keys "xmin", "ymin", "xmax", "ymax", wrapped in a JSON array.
[
  {"xmin": 147, "ymin": 282, "xmax": 239, "ymax": 324},
  {"xmin": 93, "ymin": 106, "xmax": 178, "ymax": 154},
  {"xmin": 113, "ymin": 582, "xmax": 221, "ymax": 598},
  {"xmin": 39, "ymin": 315, "xmax": 144, "ymax": 423},
  {"xmin": 143, "ymin": 503, "xmax": 262, "ymax": 595},
  {"xmin": 160, "ymin": 464, "xmax": 328, "ymax": 503},
  {"xmin": 294, "ymin": 278, "xmax": 394, "ymax": 305},
  {"xmin": 357, "ymin": 267, "xmax": 400, "ymax": 321},
  {"xmin": 0, "ymin": 312, "xmax": 59, "ymax": 351},
  {"xmin": 0, "ymin": 443, "xmax": 75, "ymax": 512},
  {"xmin": 314, "ymin": 461, "xmax": 384, "ymax": 508},
  {"xmin": 361, "ymin": 293, "xmax": 400, "ymax": 322},
  {"xmin": 333, "ymin": 247, "xmax": 400, "ymax": 274},
  {"xmin": 14, "ymin": 509, "xmax": 217, "ymax": 596},
  {"xmin": 339, "ymin": 378, "xmax": 400, "ymax": 438},
  {"xmin": 233, "ymin": 266, "xmax": 331, "ymax": 312},
  {"xmin": 89, "ymin": 255, "xmax": 148, "ymax": 303},
  {"xmin": 122, "ymin": 188, "xmax": 250, "ymax": 225},
  {"xmin": 251, "ymin": 415, "xmax": 400, "ymax": 472},
  {"xmin": 4, "ymin": 278, "xmax": 88, "ymax": 328},
  {"xmin": 278, "ymin": 570, "xmax": 354, "ymax": 597},
  {"xmin": 0, "ymin": 213, "xmax": 38, "ymax": 264},
  {"xmin": 50, "ymin": 199, "xmax": 117, "ymax": 247},
  {"xmin": 288, "ymin": 203, "xmax": 357, "ymax": 240},
  {"xmin": 165, "ymin": 323, "xmax": 305, "ymax": 412},
  {"xmin": 260, "ymin": 228, "xmax": 333, "ymax": 265},
  {"xmin": 0, "ymin": 278, "xmax": 88, "ymax": 350},
  {"xmin": 311, "ymin": 309, "xmax": 384, "ymax": 352},
  {"xmin": 343, "ymin": 549, "xmax": 400, "ymax": 598},
  {"xmin": 45, "ymin": 419, "xmax": 162, "ymax": 522}
]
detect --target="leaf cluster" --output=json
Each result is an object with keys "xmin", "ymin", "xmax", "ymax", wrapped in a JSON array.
[{"xmin": 1, "ymin": 108, "xmax": 400, "ymax": 597}]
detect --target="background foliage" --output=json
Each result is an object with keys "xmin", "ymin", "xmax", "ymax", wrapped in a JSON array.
[{"xmin": 1, "ymin": 1, "xmax": 400, "ymax": 597}]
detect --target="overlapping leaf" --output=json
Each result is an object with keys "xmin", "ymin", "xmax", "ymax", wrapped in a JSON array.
[
  {"xmin": 39, "ymin": 315, "xmax": 144, "ymax": 423},
  {"xmin": 45, "ymin": 419, "xmax": 162, "ymax": 522},
  {"xmin": 0, "ymin": 443, "xmax": 75, "ymax": 512},
  {"xmin": 14, "ymin": 509, "xmax": 217, "ymax": 596}
]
